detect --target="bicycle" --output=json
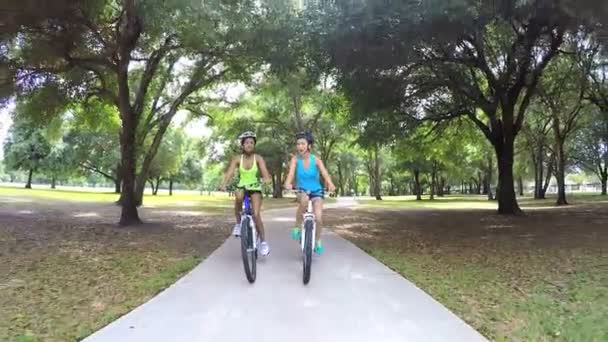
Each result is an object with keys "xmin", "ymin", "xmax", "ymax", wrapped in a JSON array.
[
  {"xmin": 237, "ymin": 183, "xmax": 262, "ymax": 283},
  {"xmin": 290, "ymin": 189, "xmax": 325, "ymax": 285}
]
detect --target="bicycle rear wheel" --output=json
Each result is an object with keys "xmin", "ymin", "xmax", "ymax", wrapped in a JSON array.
[
  {"xmin": 240, "ymin": 216, "xmax": 256, "ymax": 283},
  {"xmin": 303, "ymin": 219, "xmax": 313, "ymax": 284}
]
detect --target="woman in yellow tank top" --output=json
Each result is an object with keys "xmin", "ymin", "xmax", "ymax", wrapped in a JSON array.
[{"xmin": 220, "ymin": 131, "xmax": 272, "ymax": 256}]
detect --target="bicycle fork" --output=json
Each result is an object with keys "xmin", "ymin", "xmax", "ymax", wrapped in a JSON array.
[
  {"xmin": 301, "ymin": 200, "xmax": 316, "ymax": 251},
  {"xmin": 243, "ymin": 213, "xmax": 257, "ymax": 252}
]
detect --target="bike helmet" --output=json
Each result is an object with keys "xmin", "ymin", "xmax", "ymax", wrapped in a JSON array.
[
  {"xmin": 295, "ymin": 130, "xmax": 314, "ymax": 145},
  {"xmin": 238, "ymin": 131, "xmax": 256, "ymax": 145}
]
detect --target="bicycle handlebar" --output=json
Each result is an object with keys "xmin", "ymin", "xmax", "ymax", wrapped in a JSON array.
[{"xmin": 285, "ymin": 188, "xmax": 334, "ymax": 195}]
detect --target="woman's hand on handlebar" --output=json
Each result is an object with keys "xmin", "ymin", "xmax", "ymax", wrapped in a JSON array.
[{"xmin": 327, "ymin": 183, "xmax": 336, "ymax": 193}]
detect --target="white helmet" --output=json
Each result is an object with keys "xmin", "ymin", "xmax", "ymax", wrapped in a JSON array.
[{"xmin": 238, "ymin": 131, "xmax": 256, "ymax": 145}]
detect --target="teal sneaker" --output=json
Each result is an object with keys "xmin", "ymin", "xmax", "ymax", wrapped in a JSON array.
[
  {"xmin": 291, "ymin": 227, "xmax": 301, "ymax": 241},
  {"xmin": 314, "ymin": 240, "xmax": 324, "ymax": 255}
]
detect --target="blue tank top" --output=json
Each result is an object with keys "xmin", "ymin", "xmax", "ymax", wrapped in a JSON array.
[{"xmin": 296, "ymin": 154, "xmax": 322, "ymax": 192}]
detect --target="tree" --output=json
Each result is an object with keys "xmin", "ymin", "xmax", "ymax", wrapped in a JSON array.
[
  {"xmin": 321, "ymin": 0, "xmax": 597, "ymax": 214},
  {"xmin": 537, "ymin": 51, "xmax": 590, "ymax": 205},
  {"xmin": 3, "ymin": 0, "xmax": 271, "ymax": 225},
  {"xmin": 572, "ymin": 109, "xmax": 608, "ymax": 195},
  {"xmin": 3, "ymin": 116, "xmax": 51, "ymax": 188},
  {"xmin": 334, "ymin": 148, "xmax": 361, "ymax": 196},
  {"xmin": 173, "ymin": 151, "xmax": 203, "ymax": 195},
  {"xmin": 581, "ymin": 47, "xmax": 608, "ymax": 194},
  {"xmin": 64, "ymin": 101, "xmax": 122, "ymax": 193},
  {"xmin": 146, "ymin": 128, "xmax": 184, "ymax": 195},
  {"xmin": 41, "ymin": 143, "xmax": 72, "ymax": 189},
  {"xmin": 521, "ymin": 104, "xmax": 554, "ymax": 199}
]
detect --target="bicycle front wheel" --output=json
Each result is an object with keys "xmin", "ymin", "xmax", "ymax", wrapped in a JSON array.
[
  {"xmin": 240, "ymin": 216, "xmax": 256, "ymax": 283},
  {"xmin": 303, "ymin": 219, "xmax": 313, "ymax": 284}
]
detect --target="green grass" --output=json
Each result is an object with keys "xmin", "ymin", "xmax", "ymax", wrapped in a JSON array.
[
  {"xmin": 0, "ymin": 185, "xmax": 296, "ymax": 212},
  {"xmin": 369, "ymin": 250, "xmax": 607, "ymax": 341},
  {"xmin": 2, "ymin": 251, "xmax": 205, "ymax": 342},
  {"xmin": 357, "ymin": 193, "xmax": 608, "ymax": 210},
  {"xmin": 0, "ymin": 220, "xmax": 225, "ymax": 342},
  {"xmin": 328, "ymin": 204, "xmax": 608, "ymax": 341}
]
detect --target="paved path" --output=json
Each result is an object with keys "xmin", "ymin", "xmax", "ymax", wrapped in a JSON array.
[{"xmin": 85, "ymin": 198, "xmax": 487, "ymax": 342}]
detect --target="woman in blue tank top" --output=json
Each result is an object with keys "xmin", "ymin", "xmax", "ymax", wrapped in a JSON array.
[{"xmin": 284, "ymin": 131, "xmax": 336, "ymax": 255}]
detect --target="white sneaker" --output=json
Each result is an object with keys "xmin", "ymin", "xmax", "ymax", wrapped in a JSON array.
[
  {"xmin": 232, "ymin": 224, "xmax": 241, "ymax": 237},
  {"xmin": 259, "ymin": 241, "xmax": 270, "ymax": 256}
]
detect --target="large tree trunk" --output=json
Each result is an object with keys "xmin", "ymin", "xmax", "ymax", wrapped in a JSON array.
[
  {"xmin": 601, "ymin": 172, "xmax": 607, "ymax": 195},
  {"xmin": 51, "ymin": 177, "xmax": 56, "ymax": 189},
  {"xmin": 154, "ymin": 177, "xmax": 161, "ymax": 195},
  {"xmin": 430, "ymin": 170, "xmax": 436, "ymax": 200},
  {"xmin": 533, "ymin": 144, "xmax": 545, "ymax": 199},
  {"xmin": 494, "ymin": 138, "xmax": 522, "ymax": 215},
  {"xmin": 554, "ymin": 138, "xmax": 568, "ymax": 205},
  {"xmin": 25, "ymin": 169, "xmax": 33, "ymax": 189},
  {"xmin": 487, "ymin": 155, "xmax": 494, "ymax": 200},
  {"xmin": 482, "ymin": 176, "xmax": 489, "ymax": 195},
  {"xmin": 414, "ymin": 169, "xmax": 422, "ymax": 201},
  {"xmin": 114, "ymin": 162, "xmax": 122, "ymax": 194},
  {"xmin": 116, "ymin": 5, "xmax": 142, "ymax": 226},
  {"xmin": 438, "ymin": 177, "xmax": 445, "ymax": 197},
  {"xmin": 370, "ymin": 145, "xmax": 382, "ymax": 200},
  {"xmin": 518, "ymin": 176, "xmax": 524, "ymax": 197},
  {"xmin": 118, "ymin": 111, "xmax": 141, "ymax": 225},
  {"xmin": 114, "ymin": 178, "xmax": 122, "ymax": 194},
  {"xmin": 274, "ymin": 165, "xmax": 284, "ymax": 199},
  {"xmin": 169, "ymin": 178, "xmax": 174, "ymax": 196},
  {"xmin": 540, "ymin": 156, "xmax": 554, "ymax": 199},
  {"xmin": 337, "ymin": 162, "xmax": 345, "ymax": 196}
]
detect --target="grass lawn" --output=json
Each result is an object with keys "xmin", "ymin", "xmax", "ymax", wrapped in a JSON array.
[
  {"xmin": 0, "ymin": 185, "xmax": 296, "ymax": 213},
  {"xmin": 0, "ymin": 185, "xmax": 323, "ymax": 341},
  {"xmin": 327, "ymin": 196, "xmax": 608, "ymax": 341},
  {"xmin": 0, "ymin": 189, "xmax": 234, "ymax": 341},
  {"xmin": 357, "ymin": 193, "xmax": 608, "ymax": 210}
]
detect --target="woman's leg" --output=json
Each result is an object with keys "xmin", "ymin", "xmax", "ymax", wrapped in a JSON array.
[
  {"xmin": 250, "ymin": 192, "xmax": 265, "ymax": 241},
  {"xmin": 234, "ymin": 190, "xmax": 244, "ymax": 224},
  {"xmin": 296, "ymin": 192, "xmax": 309, "ymax": 226},
  {"xmin": 312, "ymin": 197, "xmax": 324, "ymax": 243}
]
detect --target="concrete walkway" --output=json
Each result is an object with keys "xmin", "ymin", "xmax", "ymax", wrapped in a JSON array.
[{"xmin": 85, "ymin": 198, "xmax": 487, "ymax": 342}]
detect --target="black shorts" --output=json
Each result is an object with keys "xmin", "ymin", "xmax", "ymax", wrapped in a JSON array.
[{"xmin": 236, "ymin": 187, "xmax": 262, "ymax": 196}]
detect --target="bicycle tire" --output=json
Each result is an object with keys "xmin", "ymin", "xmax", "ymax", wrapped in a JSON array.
[
  {"xmin": 303, "ymin": 219, "xmax": 313, "ymax": 284},
  {"xmin": 240, "ymin": 216, "xmax": 256, "ymax": 283}
]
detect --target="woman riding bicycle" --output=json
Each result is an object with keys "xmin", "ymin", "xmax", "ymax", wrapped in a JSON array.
[
  {"xmin": 220, "ymin": 131, "xmax": 272, "ymax": 256},
  {"xmin": 284, "ymin": 130, "xmax": 336, "ymax": 256}
]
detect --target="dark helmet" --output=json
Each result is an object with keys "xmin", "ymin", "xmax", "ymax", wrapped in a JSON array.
[
  {"xmin": 238, "ymin": 131, "xmax": 256, "ymax": 145},
  {"xmin": 295, "ymin": 130, "xmax": 314, "ymax": 145}
]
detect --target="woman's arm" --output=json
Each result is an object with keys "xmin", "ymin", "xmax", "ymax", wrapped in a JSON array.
[
  {"xmin": 315, "ymin": 156, "xmax": 336, "ymax": 192},
  {"xmin": 220, "ymin": 156, "xmax": 238, "ymax": 190},
  {"xmin": 283, "ymin": 156, "xmax": 297, "ymax": 190},
  {"xmin": 256, "ymin": 155, "xmax": 272, "ymax": 184}
]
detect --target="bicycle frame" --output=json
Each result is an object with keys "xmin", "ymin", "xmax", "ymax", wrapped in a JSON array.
[
  {"xmin": 301, "ymin": 199, "xmax": 314, "ymax": 251},
  {"xmin": 242, "ymin": 193, "xmax": 257, "ymax": 251},
  {"xmin": 298, "ymin": 190, "xmax": 321, "ymax": 253}
]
